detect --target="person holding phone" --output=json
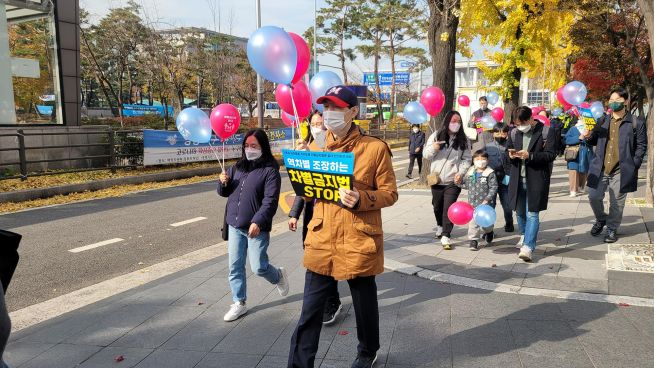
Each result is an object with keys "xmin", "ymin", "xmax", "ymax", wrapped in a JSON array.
[{"xmin": 506, "ymin": 106, "xmax": 557, "ymax": 262}]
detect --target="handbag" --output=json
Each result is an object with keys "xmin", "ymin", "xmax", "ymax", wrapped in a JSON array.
[
  {"xmin": 564, "ymin": 145, "xmax": 580, "ymax": 162},
  {"xmin": 427, "ymin": 144, "xmax": 454, "ymax": 186}
]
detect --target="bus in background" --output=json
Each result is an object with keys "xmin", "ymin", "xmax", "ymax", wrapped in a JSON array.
[
  {"xmin": 252, "ymin": 102, "xmax": 281, "ymax": 119},
  {"xmin": 366, "ymin": 104, "xmax": 393, "ymax": 121}
]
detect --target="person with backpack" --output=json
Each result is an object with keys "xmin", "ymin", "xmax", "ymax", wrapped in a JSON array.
[
  {"xmin": 506, "ymin": 106, "xmax": 557, "ymax": 262},
  {"xmin": 486, "ymin": 124, "xmax": 514, "ymax": 232},
  {"xmin": 580, "ymin": 88, "xmax": 647, "ymax": 243}
]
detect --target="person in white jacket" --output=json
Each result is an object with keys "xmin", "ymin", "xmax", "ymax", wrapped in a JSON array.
[{"xmin": 423, "ymin": 111, "xmax": 472, "ymax": 249}]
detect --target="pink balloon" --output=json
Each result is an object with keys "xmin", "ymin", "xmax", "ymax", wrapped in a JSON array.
[
  {"xmin": 534, "ymin": 114, "xmax": 551, "ymax": 127},
  {"xmin": 289, "ymin": 33, "xmax": 310, "ymax": 84},
  {"xmin": 275, "ymin": 80, "xmax": 312, "ymax": 119},
  {"xmin": 447, "ymin": 201, "xmax": 474, "ymax": 226},
  {"xmin": 281, "ymin": 112, "xmax": 299, "ymax": 127},
  {"xmin": 210, "ymin": 104, "xmax": 241, "ymax": 139},
  {"xmin": 420, "ymin": 87, "xmax": 445, "ymax": 116},
  {"xmin": 579, "ymin": 102, "xmax": 591, "ymax": 109},
  {"xmin": 491, "ymin": 107, "xmax": 504, "ymax": 122},
  {"xmin": 457, "ymin": 95, "xmax": 470, "ymax": 107}
]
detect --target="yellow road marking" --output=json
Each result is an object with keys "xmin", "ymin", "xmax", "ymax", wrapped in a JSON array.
[{"xmin": 279, "ymin": 190, "xmax": 295, "ymax": 214}]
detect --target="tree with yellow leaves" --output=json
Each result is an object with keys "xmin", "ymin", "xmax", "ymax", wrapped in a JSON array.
[{"xmin": 458, "ymin": 0, "xmax": 575, "ymax": 120}]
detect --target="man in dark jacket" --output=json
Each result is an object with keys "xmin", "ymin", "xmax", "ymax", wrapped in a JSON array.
[
  {"xmin": 581, "ymin": 88, "xmax": 647, "ymax": 243},
  {"xmin": 506, "ymin": 107, "xmax": 557, "ymax": 262},
  {"xmin": 0, "ymin": 230, "xmax": 21, "ymax": 368},
  {"xmin": 406, "ymin": 124, "xmax": 425, "ymax": 178}
]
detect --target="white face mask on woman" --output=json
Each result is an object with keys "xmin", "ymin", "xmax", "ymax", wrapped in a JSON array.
[
  {"xmin": 517, "ymin": 124, "xmax": 532, "ymax": 133},
  {"xmin": 412, "ymin": 127, "xmax": 420, "ymax": 133},
  {"xmin": 244, "ymin": 148, "xmax": 262, "ymax": 161},
  {"xmin": 449, "ymin": 122, "xmax": 461, "ymax": 133},
  {"xmin": 311, "ymin": 126, "xmax": 327, "ymax": 149}
]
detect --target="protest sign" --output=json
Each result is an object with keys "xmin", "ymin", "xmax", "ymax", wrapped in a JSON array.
[{"xmin": 282, "ymin": 149, "xmax": 355, "ymax": 203}]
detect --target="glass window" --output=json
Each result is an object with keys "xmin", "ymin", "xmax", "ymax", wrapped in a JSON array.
[{"xmin": 2, "ymin": 2, "xmax": 61, "ymax": 124}]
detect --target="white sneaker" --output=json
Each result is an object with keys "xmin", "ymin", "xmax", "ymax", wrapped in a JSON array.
[
  {"xmin": 434, "ymin": 225, "xmax": 443, "ymax": 238},
  {"xmin": 441, "ymin": 236, "xmax": 452, "ymax": 250},
  {"xmin": 515, "ymin": 235, "xmax": 524, "ymax": 249},
  {"xmin": 518, "ymin": 246, "xmax": 533, "ymax": 262},
  {"xmin": 569, "ymin": 191, "xmax": 577, "ymax": 197},
  {"xmin": 276, "ymin": 267, "xmax": 289, "ymax": 296},
  {"xmin": 223, "ymin": 302, "xmax": 247, "ymax": 322}
]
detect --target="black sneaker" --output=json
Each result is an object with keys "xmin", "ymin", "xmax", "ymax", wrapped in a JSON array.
[
  {"xmin": 322, "ymin": 301, "xmax": 343, "ymax": 325},
  {"xmin": 484, "ymin": 231, "xmax": 494, "ymax": 245},
  {"xmin": 590, "ymin": 221, "xmax": 606, "ymax": 237},
  {"xmin": 604, "ymin": 230, "xmax": 618, "ymax": 243},
  {"xmin": 504, "ymin": 223, "xmax": 514, "ymax": 233},
  {"xmin": 351, "ymin": 353, "xmax": 377, "ymax": 368},
  {"xmin": 469, "ymin": 240, "xmax": 478, "ymax": 251},
  {"xmin": 405, "ymin": 174, "xmax": 411, "ymax": 179}
]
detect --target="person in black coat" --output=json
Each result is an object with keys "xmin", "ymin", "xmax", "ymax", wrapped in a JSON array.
[
  {"xmin": 580, "ymin": 87, "xmax": 648, "ymax": 243},
  {"xmin": 406, "ymin": 124, "xmax": 425, "ymax": 178},
  {"xmin": 218, "ymin": 129, "xmax": 289, "ymax": 322},
  {"xmin": 0, "ymin": 230, "xmax": 20, "ymax": 368},
  {"xmin": 506, "ymin": 106, "xmax": 557, "ymax": 262}
]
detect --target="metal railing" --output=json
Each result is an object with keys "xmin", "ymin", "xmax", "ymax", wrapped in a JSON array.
[{"xmin": 0, "ymin": 129, "xmax": 144, "ymax": 181}]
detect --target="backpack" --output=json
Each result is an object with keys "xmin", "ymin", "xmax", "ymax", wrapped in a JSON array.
[{"xmin": 510, "ymin": 124, "xmax": 551, "ymax": 149}]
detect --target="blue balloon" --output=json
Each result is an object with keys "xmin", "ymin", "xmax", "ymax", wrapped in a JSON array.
[
  {"xmin": 552, "ymin": 107, "xmax": 563, "ymax": 117},
  {"xmin": 473, "ymin": 204, "xmax": 497, "ymax": 228},
  {"xmin": 486, "ymin": 91, "xmax": 499, "ymax": 105},
  {"xmin": 309, "ymin": 71, "xmax": 343, "ymax": 108},
  {"xmin": 480, "ymin": 115, "xmax": 497, "ymax": 130},
  {"xmin": 562, "ymin": 81, "xmax": 588, "ymax": 106},
  {"xmin": 247, "ymin": 26, "xmax": 297, "ymax": 85},
  {"xmin": 176, "ymin": 107, "xmax": 212, "ymax": 143},
  {"xmin": 590, "ymin": 101, "xmax": 604, "ymax": 120},
  {"xmin": 403, "ymin": 101, "xmax": 429, "ymax": 124}
]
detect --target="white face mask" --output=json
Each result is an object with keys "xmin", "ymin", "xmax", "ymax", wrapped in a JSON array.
[
  {"xmin": 412, "ymin": 128, "xmax": 420, "ymax": 133},
  {"xmin": 449, "ymin": 123, "xmax": 461, "ymax": 133},
  {"xmin": 517, "ymin": 124, "xmax": 532, "ymax": 133},
  {"xmin": 474, "ymin": 160, "xmax": 488, "ymax": 169},
  {"xmin": 311, "ymin": 126, "xmax": 326, "ymax": 149},
  {"xmin": 323, "ymin": 110, "xmax": 350, "ymax": 137},
  {"xmin": 244, "ymin": 148, "xmax": 262, "ymax": 161}
]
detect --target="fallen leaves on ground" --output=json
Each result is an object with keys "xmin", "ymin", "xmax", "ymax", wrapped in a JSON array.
[{"xmin": 0, "ymin": 174, "xmax": 219, "ymax": 214}]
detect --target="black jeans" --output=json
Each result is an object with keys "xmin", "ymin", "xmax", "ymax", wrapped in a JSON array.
[
  {"xmin": 491, "ymin": 183, "xmax": 513, "ymax": 227},
  {"xmin": 431, "ymin": 183, "xmax": 462, "ymax": 237},
  {"xmin": 407, "ymin": 153, "xmax": 423, "ymax": 175},
  {"xmin": 288, "ymin": 271, "xmax": 379, "ymax": 368}
]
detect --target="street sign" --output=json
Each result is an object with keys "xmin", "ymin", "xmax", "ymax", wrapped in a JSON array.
[
  {"xmin": 363, "ymin": 72, "xmax": 410, "ymax": 86},
  {"xmin": 400, "ymin": 61, "xmax": 416, "ymax": 68}
]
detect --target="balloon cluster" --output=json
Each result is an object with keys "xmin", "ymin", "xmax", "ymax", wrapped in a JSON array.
[
  {"xmin": 555, "ymin": 80, "xmax": 603, "ymax": 120},
  {"xmin": 403, "ymin": 86, "xmax": 445, "ymax": 125},
  {"xmin": 447, "ymin": 202, "xmax": 496, "ymax": 228}
]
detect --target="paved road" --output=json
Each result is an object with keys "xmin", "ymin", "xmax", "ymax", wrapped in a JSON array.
[{"xmin": 1, "ymin": 148, "xmax": 413, "ymax": 312}]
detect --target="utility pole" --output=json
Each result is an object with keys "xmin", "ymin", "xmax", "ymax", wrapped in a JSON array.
[
  {"xmin": 256, "ymin": 0, "xmax": 264, "ymax": 128},
  {"xmin": 314, "ymin": 0, "xmax": 318, "ymax": 76}
]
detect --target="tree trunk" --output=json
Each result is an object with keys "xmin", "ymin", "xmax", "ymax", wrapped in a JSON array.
[
  {"xmin": 503, "ymin": 66, "xmax": 522, "ymax": 125},
  {"xmin": 374, "ymin": 32, "xmax": 384, "ymax": 128},
  {"xmin": 339, "ymin": 10, "xmax": 348, "ymax": 84},
  {"xmin": 197, "ymin": 76, "xmax": 203, "ymax": 108},
  {"xmin": 635, "ymin": 0, "xmax": 654, "ymax": 204},
  {"xmin": 389, "ymin": 33, "xmax": 396, "ymax": 122},
  {"xmin": 427, "ymin": 0, "xmax": 459, "ymax": 129}
]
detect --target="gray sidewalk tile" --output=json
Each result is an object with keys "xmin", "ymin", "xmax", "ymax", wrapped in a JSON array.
[
  {"xmin": 120, "ymin": 277, "xmax": 208, "ymax": 306},
  {"xmin": 132, "ymin": 349, "xmax": 205, "ymax": 368},
  {"xmin": 608, "ymin": 270, "xmax": 654, "ymax": 298},
  {"xmin": 78, "ymin": 347, "xmax": 153, "ymax": 368},
  {"xmin": 521, "ymin": 274, "xmax": 608, "ymax": 294},
  {"xmin": 386, "ymin": 321, "xmax": 451, "ymax": 367},
  {"xmin": 212, "ymin": 308, "xmax": 295, "ymax": 355},
  {"xmin": 619, "ymin": 305, "xmax": 654, "ymax": 339},
  {"xmin": 18, "ymin": 344, "xmax": 102, "ymax": 368},
  {"xmin": 66, "ymin": 304, "xmax": 166, "ymax": 346},
  {"xmin": 449, "ymin": 317, "xmax": 522, "ymax": 368},
  {"xmin": 507, "ymin": 319, "xmax": 595, "ymax": 368},
  {"xmin": 171, "ymin": 275, "xmax": 231, "ymax": 307},
  {"xmin": 110, "ymin": 305, "xmax": 207, "ymax": 349},
  {"xmin": 195, "ymin": 352, "xmax": 263, "ymax": 368},
  {"xmin": 3, "ymin": 341, "xmax": 55, "ymax": 367}
]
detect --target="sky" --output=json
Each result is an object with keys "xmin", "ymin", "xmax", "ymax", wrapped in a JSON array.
[{"xmin": 81, "ymin": 0, "xmax": 488, "ymax": 89}]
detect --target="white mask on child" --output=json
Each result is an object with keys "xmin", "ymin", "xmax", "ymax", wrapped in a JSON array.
[{"xmin": 474, "ymin": 160, "xmax": 488, "ymax": 169}]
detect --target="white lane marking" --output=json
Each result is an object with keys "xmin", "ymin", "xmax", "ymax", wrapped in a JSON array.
[
  {"xmin": 68, "ymin": 238, "xmax": 124, "ymax": 253},
  {"xmin": 170, "ymin": 217, "xmax": 207, "ymax": 227},
  {"xmin": 392, "ymin": 159, "xmax": 410, "ymax": 166}
]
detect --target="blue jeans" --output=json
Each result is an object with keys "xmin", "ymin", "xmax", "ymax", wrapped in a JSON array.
[
  {"xmin": 228, "ymin": 225, "xmax": 281, "ymax": 303},
  {"xmin": 516, "ymin": 180, "xmax": 540, "ymax": 250}
]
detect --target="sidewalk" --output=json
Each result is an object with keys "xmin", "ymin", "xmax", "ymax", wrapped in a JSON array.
[{"xmin": 5, "ymin": 224, "xmax": 654, "ymax": 368}]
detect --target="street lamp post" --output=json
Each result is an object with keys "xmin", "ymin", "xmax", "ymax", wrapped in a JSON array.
[
  {"xmin": 256, "ymin": 0, "xmax": 264, "ymax": 128},
  {"xmin": 314, "ymin": 0, "xmax": 318, "ymax": 76}
]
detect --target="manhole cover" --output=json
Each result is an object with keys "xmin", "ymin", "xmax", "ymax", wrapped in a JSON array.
[{"xmin": 606, "ymin": 243, "xmax": 654, "ymax": 273}]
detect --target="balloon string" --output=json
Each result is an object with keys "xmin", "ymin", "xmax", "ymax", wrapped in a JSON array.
[
  {"xmin": 207, "ymin": 141, "xmax": 225, "ymax": 172},
  {"xmin": 289, "ymin": 85, "xmax": 301, "ymax": 149}
]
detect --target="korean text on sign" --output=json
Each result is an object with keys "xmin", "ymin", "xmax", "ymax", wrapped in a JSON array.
[{"xmin": 282, "ymin": 149, "xmax": 355, "ymax": 203}]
